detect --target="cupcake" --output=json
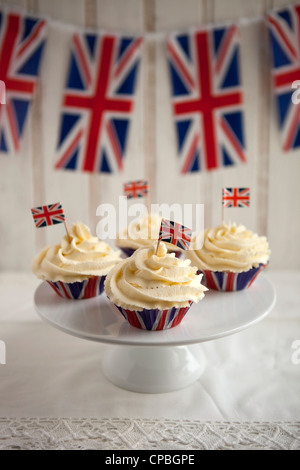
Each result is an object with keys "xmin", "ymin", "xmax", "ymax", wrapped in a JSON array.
[
  {"xmin": 104, "ymin": 241, "xmax": 207, "ymax": 330},
  {"xmin": 186, "ymin": 221, "xmax": 270, "ymax": 291},
  {"xmin": 32, "ymin": 222, "xmax": 122, "ymax": 299},
  {"xmin": 116, "ymin": 212, "xmax": 181, "ymax": 258}
]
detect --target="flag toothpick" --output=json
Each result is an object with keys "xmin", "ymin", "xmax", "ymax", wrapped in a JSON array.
[
  {"xmin": 222, "ymin": 188, "xmax": 251, "ymax": 223},
  {"xmin": 123, "ymin": 179, "xmax": 150, "ymax": 213},
  {"xmin": 31, "ymin": 202, "xmax": 71, "ymax": 241},
  {"xmin": 156, "ymin": 218, "xmax": 192, "ymax": 255}
]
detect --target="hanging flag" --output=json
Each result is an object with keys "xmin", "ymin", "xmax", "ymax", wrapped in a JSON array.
[
  {"xmin": 0, "ymin": 11, "xmax": 47, "ymax": 153},
  {"xmin": 123, "ymin": 180, "xmax": 149, "ymax": 198},
  {"xmin": 159, "ymin": 219, "xmax": 192, "ymax": 250},
  {"xmin": 222, "ymin": 187, "xmax": 250, "ymax": 208},
  {"xmin": 55, "ymin": 32, "xmax": 143, "ymax": 173},
  {"xmin": 167, "ymin": 25, "xmax": 246, "ymax": 173},
  {"xmin": 31, "ymin": 202, "xmax": 65, "ymax": 228},
  {"xmin": 267, "ymin": 4, "xmax": 300, "ymax": 151}
]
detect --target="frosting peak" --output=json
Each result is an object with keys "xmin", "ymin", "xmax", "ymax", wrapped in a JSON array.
[
  {"xmin": 32, "ymin": 222, "xmax": 122, "ymax": 283},
  {"xmin": 105, "ymin": 242, "xmax": 207, "ymax": 310}
]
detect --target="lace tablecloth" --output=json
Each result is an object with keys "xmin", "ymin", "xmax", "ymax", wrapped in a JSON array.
[{"xmin": 0, "ymin": 270, "xmax": 299, "ymax": 450}]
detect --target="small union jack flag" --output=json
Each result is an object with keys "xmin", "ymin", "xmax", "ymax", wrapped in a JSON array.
[
  {"xmin": 222, "ymin": 188, "xmax": 250, "ymax": 208},
  {"xmin": 167, "ymin": 25, "xmax": 246, "ymax": 173},
  {"xmin": 123, "ymin": 180, "xmax": 149, "ymax": 198},
  {"xmin": 159, "ymin": 219, "xmax": 192, "ymax": 250},
  {"xmin": 55, "ymin": 32, "xmax": 142, "ymax": 173},
  {"xmin": 267, "ymin": 4, "xmax": 300, "ymax": 151},
  {"xmin": 0, "ymin": 11, "xmax": 47, "ymax": 153},
  {"xmin": 31, "ymin": 202, "xmax": 65, "ymax": 228}
]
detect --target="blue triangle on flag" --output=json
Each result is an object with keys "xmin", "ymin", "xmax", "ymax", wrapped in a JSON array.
[
  {"xmin": 292, "ymin": 125, "xmax": 300, "ymax": 149},
  {"xmin": 65, "ymin": 146, "xmax": 79, "ymax": 170},
  {"xmin": 17, "ymin": 42, "xmax": 45, "ymax": 76},
  {"xmin": 220, "ymin": 46, "xmax": 239, "ymax": 88},
  {"xmin": 57, "ymin": 114, "xmax": 80, "ymax": 148},
  {"xmin": 269, "ymin": 32, "xmax": 292, "ymax": 68},
  {"xmin": 190, "ymin": 150, "xmax": 200, "ymax": 172},
  {"xmin": 176, "ymin": 35, "xmax": 191, "ymax": 61},
  {"xmin": 222, "ymin": 111, "xmax": 245, "ymax": 148},
  {"xmin": 277, "ymin": 9, "xmax": 292, "ymax": 29},
  {"xmin": 277, "ymin": 91, "xmax": 292, "ymax": 128},
  {"xmin": 222, "ymin": 145, "xmax": 234, "ymax": 166},
  {"xmin": 0, "ymin": 131, "xmax": 8, "ymax": 152},
  {"xmin": 213, "ymin": 27, "xmax": 226, "ymax": 56},
  {"xmin": 100, "ymin": 149, "xmax": 111, "ymax": 173},
  {"xmin": 10, "ymin": 99, "xmax": 29, "ymax": 137},
  {"xmin": 116, "ymin": 61, "xmax": 139, "ymax": 95},
  {"xmin": 169, "ymin": 62, "xmax": 190, "ymax": 96},
  {"xmin": 111, "ymin": 118, "xmax": 129, "ymax": 153},
  {"xmin": 0, "ymin": 13, "xmax": 2, "ymax": 30},
  {"xmin": 22, "ymin": 17, "xmax": 40, "ymax": 42},
  {"xmin": 67, "ymin": 52, "xmax": 85, "ymax": 89},
  {"xmin": 176, "ymin": 120, "xmax": 191, "ymax": 153},
  {"xmin": 117, "ymin": 38, "xmax": 134, "ymax": 60},
  {"xmin": 85, "ymin": 33, "xmax": 97, "ymax": 58}
]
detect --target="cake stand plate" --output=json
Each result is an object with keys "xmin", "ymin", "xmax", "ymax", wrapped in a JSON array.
[{"xmin": 34, "ymin": 275, "xmax": 276, "ymax": 393}]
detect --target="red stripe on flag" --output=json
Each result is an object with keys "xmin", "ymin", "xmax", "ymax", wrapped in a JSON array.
[
  {"xmin": 214, "ymin": 25, "xmax": 238, "ymax": 75},
  {"xmin": 204, "ymin": 270, "xmax": 218, "ymax": 290},
  {"xmin": 16, "ymin": 20, "xmax": 47, "ymax": 59},
  {"xmin": 167, "ymin": 42, "xmax": 195, "ymax": 91},
  {"xmin": 226, "ymin": 272, "xmax": 235, "ymax": 291},
  {"xmin": 156, "ymin": 309, "xmax": 169, "ymax": 330}
]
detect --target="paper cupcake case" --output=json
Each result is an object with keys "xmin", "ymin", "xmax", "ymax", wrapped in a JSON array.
[
  {"xmin": 47, "ymin": 275, "xmax": 106, "ymax": 299},
  {"xmin": 199, "ymin": 263, "xmax": 267, "ymax": 291},
  {"xmin": 115, "ymin": 302, "xmax": 193, "ymax": 330}
]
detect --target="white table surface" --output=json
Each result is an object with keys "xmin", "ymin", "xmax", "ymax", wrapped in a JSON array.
[{"xmin": 0, "ymin": 269, "xmax": 299, "ymax": 450}]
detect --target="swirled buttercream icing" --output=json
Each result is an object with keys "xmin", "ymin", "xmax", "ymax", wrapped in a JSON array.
[
  {"xmin": 116, "ymin": 213, "xmax": 180, "ymax": 252},
  {"xmin": 32, "ymin": 222, "xmax": 122, "ymax": 283},
  {"xmin": 104, "ymin": 242, "xmax": 207, "ymax": 311},
  {"xmin": 187, "ymin": 222, "xmax": 270, "ymax": 273}
]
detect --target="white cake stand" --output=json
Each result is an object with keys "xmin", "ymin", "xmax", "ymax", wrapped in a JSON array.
[{"xmin": 34, "ymin": 275, "xmax": 276, "ymax": 393}]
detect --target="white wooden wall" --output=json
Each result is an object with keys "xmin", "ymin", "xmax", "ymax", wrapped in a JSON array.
[{"xmin": 0, "ymin": 0, "xmax": 299, "ymax": 272}]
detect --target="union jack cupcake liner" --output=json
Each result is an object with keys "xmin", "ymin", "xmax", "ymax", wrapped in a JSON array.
[
  {"xmin": 47, "ymin": 275, "xmax": 106, "ymax": 300},
  {"xmin": 115, "ymin": 302, "xmax": 193, "ymax": 330},
  {"xmin": 198, "ymin": 263, "xmax": 267, "ymax": 292}
]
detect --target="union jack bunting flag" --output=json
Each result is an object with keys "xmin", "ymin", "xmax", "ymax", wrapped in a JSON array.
[
  {"xmin": 222, "ymin": 187, "xmax": 250, "ymax": 208},
  {"xmin": 55, "ymin": 32, "xmax": 143, "ymax": 173},
  {"xmin": 31, "ymin": 202, "xmax": 65, "ymax": 228},
  {"xmin": 159, "ymin": 219, "xmax": 192, "ymax": 250},
  {"xmin": 267, "ymin": 4, "xmax": 300, "ymax": 151},
  {"xmin": 0, "ymin": 11, "xmax": 47, "ymax": 153},
  {"xmin": 167, "ymin": 25, "xmax": 246, "ymax": 173},
  {"xmin": 123, "ymin": 180, "xmax": 149, "ymax": 198}
]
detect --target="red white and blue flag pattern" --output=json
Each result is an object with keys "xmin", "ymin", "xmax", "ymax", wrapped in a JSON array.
[
  {"xmin": 123, "ymin": 180, "xmax": 149, "ymax": 198},
  {"xmin": 159, "ymin": 219, "xmax": 192, "ymax": 250},
  {"xmin": 31, "ymin": 202, "xmax": 65, "ymax": 228},
  {"xmin": 267, "ymin": 4, "xmax": 300, "ymax": 151},
  {"xmin": 47, "ymin": 276, "xmax": 105, "ymax": 300},
  {"xmin": 55, "ymin": 32, "xmax": 142, "ymax": 173},
  {"xmin": 222, "ymin": 187, "xmax": 250, "ymax": 208},
  {"xmin": 116, "ymin": 303, "xmax": 192, "ymax": 330},
  {"xmin": 167, "ymin": 26, "xmax": 246, "ymax": 173},
  {"xmin": 0, "ymin": 11, "xmax": 47, "ymax": 153},
  {"xmin": 201, "ymin": 264, "xmax": 266, "ymax": 291}
]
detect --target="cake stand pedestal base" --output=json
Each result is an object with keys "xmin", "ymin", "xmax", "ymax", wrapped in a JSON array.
[{"xmin": 102, "ymin": 344, "xmax": 205, "ymax": 393}]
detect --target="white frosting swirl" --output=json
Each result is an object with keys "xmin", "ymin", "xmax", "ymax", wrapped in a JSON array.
[
  {"xmin": 32, "ymin": 222, "xmax": 122, "ymax": 283},
  {"xmin": 105, "ymin": 242, "xmax": 207, "ymax": 310},
  {"xmin": 116, "ymin": 213, "xmax": 180, "ymax": 252},
  {"xmin": 187, "ymin": 222, "xmax": 270, "ymax": 273}
]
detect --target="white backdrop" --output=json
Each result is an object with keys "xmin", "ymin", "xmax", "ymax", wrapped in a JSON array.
[{"xmin": 0, "ymin": 0, "xmax": 299, "ymax": 272}]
